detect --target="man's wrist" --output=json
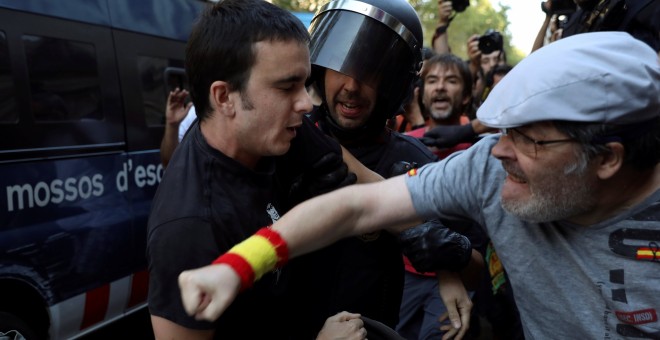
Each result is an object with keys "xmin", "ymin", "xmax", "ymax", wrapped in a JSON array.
[
  {"xmin": 434, "ymin": 24, "xmax": 449, "ymax": 38},
  {"xmin": 165, "ymin": 120, "xmax": 182, "ymax": 128},
  {"xmin": 212, "ymin": 226, "xmax": 289, "ymax": 291}
]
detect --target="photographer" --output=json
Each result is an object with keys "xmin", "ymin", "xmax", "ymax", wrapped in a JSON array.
[
  {"xmin": 531, "ymin": 0, "xmax": 574, "ymax": 52},
  {"xmin": 431, "ymin": 0, "xmax": 470, "ymax": 54},
  {"xmin": 467, "ymin": 29, "xmax": 507, "ymax": 109},
  {"xmin": 533, "ymin": 0, "xmax": 659, "ymax": 51},
  {"xmin": 467, "ymin": 30, "xmax": 506, "ymax": 81}
]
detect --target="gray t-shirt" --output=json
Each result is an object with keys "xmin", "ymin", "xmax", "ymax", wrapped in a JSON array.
[{"xmin": 405, "ymin": 134, "xmax": 660, "ymax": 339}]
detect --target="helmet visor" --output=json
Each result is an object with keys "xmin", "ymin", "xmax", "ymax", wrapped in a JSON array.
[{"xmin": 309, "ymin": 9, "xmax": 417, "ymax": 94}]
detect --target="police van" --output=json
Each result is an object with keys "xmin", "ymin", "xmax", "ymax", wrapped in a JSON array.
[
  {"xmin": 0, "ymin": 1, "xmax": 313, "ymax": 338},
  {"xmin": 0, "ymin": 0, "xmax": 201, "ymax": 338}
]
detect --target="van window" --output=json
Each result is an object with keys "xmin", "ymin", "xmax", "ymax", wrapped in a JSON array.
[
  {"xmin": 23, "ymin": 35, "xmax": 102, "ymax": 122},
  {"xmin": 136, "ymin": 56, "xmax": 184, "ymax": 126},
  {"xmin": 0, "ymin": 30, "xmax": 17, "ymax": 123}
]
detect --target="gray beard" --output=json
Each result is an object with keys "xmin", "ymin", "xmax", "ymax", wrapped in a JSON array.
[
  {"xmin": 501, "ymin": 165, "xmax": 596, "ymax": 223},
  {"xmin": 430, "ymin": 108, "xmax": 453, "ymax": 122}
]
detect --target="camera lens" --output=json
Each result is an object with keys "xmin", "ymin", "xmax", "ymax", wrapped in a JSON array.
[
  {"xmin": 478, "ymin": 30, "xmax": 503, "ymax": 54},
  {"xmin": 478, "ymin": 36, "xmax": 496, "ymax": 54}
]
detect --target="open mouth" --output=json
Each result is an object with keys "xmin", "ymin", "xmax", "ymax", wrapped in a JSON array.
[
  {"xmin": 286, "ymin": 121, "xmax": 301, "ymax": 136},
  {"xmin": 507, "ymin": 173, "xmax": 527, "ymax": 184},
  {"xmin": 339, "ymin": 102, "xmax": 363, "ymax": 117},
  {"xmin": 431, "ymin": 97, "xmax": 449, "ymax": 107},
  {"xmin": 503, "ymin": 162, "xmax": 528, "ymax": 184}
]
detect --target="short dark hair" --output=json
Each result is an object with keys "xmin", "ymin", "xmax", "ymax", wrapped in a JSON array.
[
  {"xmin": 555, "ymin": 118, "xmax": 660, "ymax": 170},
  {"xmin": 185, "ymin": 0, "xmax": 310, "ymax": 120}
]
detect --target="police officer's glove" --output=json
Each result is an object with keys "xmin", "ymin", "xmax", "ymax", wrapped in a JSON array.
[
  {"xmin": 418, "ymin": 124, "xmax": 476, "ymax": 148},
  {"xmin": 289, "ymin": 152, "xmax": 357, "ymax": 204},
  {"xmin": 398, "ymin": 220, "xmax": 472, "ymax": 272}
]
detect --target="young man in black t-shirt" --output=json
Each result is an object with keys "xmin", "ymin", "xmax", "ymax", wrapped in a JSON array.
[{"xmin": 147, "ymin": 1, "xmax": 371, "ymax": 339}]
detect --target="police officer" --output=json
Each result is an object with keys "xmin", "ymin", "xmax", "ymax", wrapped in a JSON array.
[{"xmin": 286, "ymin": 1, "xmax": 478, "ymax": 338}]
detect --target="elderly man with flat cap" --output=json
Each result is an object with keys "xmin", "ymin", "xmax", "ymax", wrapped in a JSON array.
[{"xmin": 179, "ymin": 31, "xmax": 660, "ymax": 339}]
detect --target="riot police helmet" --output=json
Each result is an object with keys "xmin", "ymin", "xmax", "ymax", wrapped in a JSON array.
[{"xmin": 309, "ymin": 0, "xmax": 423, "ymax": 124}]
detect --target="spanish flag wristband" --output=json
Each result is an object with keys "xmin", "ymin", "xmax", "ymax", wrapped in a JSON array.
[{"xmin": 212, "ymin": 226, "xmax": 289, "ymax": 291}]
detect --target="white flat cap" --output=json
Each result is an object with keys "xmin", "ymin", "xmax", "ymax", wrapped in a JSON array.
[{"xmin": 477, "ymin": 31, "xmax": 660, "ymax": 128}]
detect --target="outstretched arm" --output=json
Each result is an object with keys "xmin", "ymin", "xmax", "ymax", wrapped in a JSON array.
[
  {"xmin": 432, "ymin": 0, "xmax": 453, "ymax": 54},
  {"xmin": 532, "ymin": 1, "xmax": 554, "ymax": 52},
  {"xmin": 179, "ymin": 176, "xmax": 422, "ymax": 321},
  {"xmin": 276, "ymin": 175, "xmax": 419, "ymax": 257}
]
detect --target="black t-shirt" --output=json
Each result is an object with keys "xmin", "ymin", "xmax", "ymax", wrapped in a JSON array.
[
  {"xmin": 285, "ymin": 127, "xmax": 439, "ymax": 339},
  {"xmin": 147, "ymin": 117, "xmax": 340, "ymax": 338}
]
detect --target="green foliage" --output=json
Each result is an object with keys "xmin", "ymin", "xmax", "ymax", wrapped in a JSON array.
[
  {"xmin": 412, "ymin": 0, "xmax": 523, "ymax": 65},
  {"xmin": 272, "ymin": 0, "xmax": 324, "ymax": 12},
  {"xmin": 273, "ymin": 0, "xmax": 524, "ymax": 65}
]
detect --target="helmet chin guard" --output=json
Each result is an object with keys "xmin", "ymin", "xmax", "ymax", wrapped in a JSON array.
[{"xmin": 309, "ymin": 0, "xmax": 423, "ymax": 120}]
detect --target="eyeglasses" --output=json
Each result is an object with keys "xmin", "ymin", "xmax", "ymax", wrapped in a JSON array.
[{"xmin": 500, "ymin": 128, "xmax": 575, "ymax": 158}]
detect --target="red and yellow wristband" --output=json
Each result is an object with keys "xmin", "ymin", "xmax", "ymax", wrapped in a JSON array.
[{"xmin": 212, "ymin": 226, "xmax": 289, "ymax": 291}]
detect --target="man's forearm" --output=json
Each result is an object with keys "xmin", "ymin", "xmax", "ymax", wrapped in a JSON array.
[
  {"xmin": 532, "ymin": 14, "xmax": 552, "ymax": 53},
  {"xmin": 160, "ymin": 123, "xmax": 180, "ymax": 167},
  {"xmin": 274, "ymin": 184, "xmax": 372, "ymax": 258},
  {"xmin": 432, "ymin": 29, "xmax": 450, "ymax": 54},
  {"xmin": 274, "ymin": 176, "xmax": 418, "ymax": 258}
]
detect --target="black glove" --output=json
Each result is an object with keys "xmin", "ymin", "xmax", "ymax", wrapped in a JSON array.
[
  {"xmin": 418, "ymin": 123, "xmax": 476, "ymax": 148},
  {"xmin": 398, "ymin": 220, "xmax": 472, "ymax": 273},
  {"xmin": 288, "ymin": 152, "xmax": 357, "ymax": 204}
]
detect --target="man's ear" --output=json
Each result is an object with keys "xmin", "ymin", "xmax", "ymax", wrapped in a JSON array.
[
  {"xmin": 596, "ymin": 142, "xmax": 625, "ymax": 180},
  {"xmin": 209, "ymin": 80, "xmax": 234, "ymax": 116}
]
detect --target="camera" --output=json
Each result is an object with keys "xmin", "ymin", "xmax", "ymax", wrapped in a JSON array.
[
  {"xmin": 478, "ymin": 29, "xmax": 504, "ymax": 54},
  {"xmin": 451, "ymin": 0, "xmax": 470, "ymax": 13}
]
